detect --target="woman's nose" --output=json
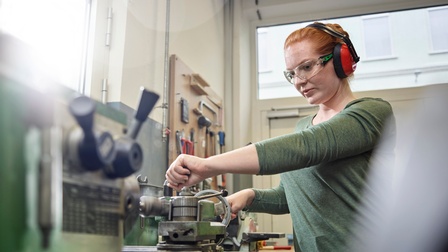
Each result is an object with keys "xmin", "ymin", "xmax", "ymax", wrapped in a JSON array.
[{"xmin": 294, "ymin": 76, "xmax": 307, "ymax": 86}]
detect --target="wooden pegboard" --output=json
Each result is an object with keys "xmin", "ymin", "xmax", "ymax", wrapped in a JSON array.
[{"xmin": 168, "ymin": 55, "xmax": 225, "ymax": 190}]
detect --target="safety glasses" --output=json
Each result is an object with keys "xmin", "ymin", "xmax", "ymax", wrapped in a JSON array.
[{"xmin": 283, "ymin": 53, "xmax": 333, "ymax": 84}]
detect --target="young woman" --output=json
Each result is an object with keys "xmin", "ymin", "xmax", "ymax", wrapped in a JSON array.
[{"xmin": 165, "ymin": 22, "xmax": 395, "ymax": 252}]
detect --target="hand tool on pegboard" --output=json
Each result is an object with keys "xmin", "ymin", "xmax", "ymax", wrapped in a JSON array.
[
  {"xmin": 198, "ymin": 115, "xmax": 211, "ymax": 159},
  {"xmin": 175, "ymin": 130, "xmax": 182, "ymax": 155},
  {"xmin": 209, "ymin": 130, "xmax": 218, "ymax": 190},
  {"xmin": 189, "ymin": 128, "xmax": 195, "ymax": 155},
  {"xmin": 218, "ymin": 131, "xmax": 226, "ymax": 188},
  {"xmin": 181, "ymin": 137, "xmax": 194, "ymax": 155}
]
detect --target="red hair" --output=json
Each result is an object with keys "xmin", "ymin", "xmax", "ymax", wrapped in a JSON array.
[{"xmin": 284, "ymin": 22, "xmax": 350, "ymax": 56}]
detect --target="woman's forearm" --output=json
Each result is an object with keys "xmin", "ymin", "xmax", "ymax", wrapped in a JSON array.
[{"xmin": 205, "ymin": 144, "xmax": 260, "ymax": 175}]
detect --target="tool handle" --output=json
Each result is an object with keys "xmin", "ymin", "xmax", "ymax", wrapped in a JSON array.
[
  {"xmin": 69, "ymin": 95, "xmax": 95, "ymax": 140},
  {"xmin": 175, "ymin": 130, "xmax": 182, "ymax": 154},
  {"xmin": 218, "ymin": 131, "xmax": 225, "ymax": 146},
  {"xmin": 128, "ymin": 87, "xmax": 159, "ymax": 139}
]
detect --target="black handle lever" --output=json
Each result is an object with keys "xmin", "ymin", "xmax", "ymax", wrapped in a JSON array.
[
  {"xmin": 127, "ymin": 88, "xmax": 160, "ymax": 139},
  {"xmin": 69, "ymin": 96, "xmax": 96, "ymax": 140},
  {"xmin": 69, "ymin": 95, "xmax": 115, "ymax": 171},
  {"xmin": 107, "ymin": 88, "xmax": 159, "ymax": 178}
]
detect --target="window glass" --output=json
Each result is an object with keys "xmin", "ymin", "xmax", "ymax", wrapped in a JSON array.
[
  {"xmin": 428, "ymin": 7, "xmax": 448, "ymax": 52},
  {"xmin": 257, "ymin": 6, "xmax": 448, "ymax": 100},
  {"xmin": 0, "ymin": 0, "xmax": 91, "ymax": 92},
  {"xmin": 362, "ymin": 15, "xmax": 393, "ymax": 59},
  {"xmin": 257, "ymin": 28, "xmax": 273, "ymax": 72}
]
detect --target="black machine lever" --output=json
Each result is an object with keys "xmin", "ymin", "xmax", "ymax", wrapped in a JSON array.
[
  {"xmin": 107, "ymin": 88, "xmax": 160, "ymax": 178},
  {"xmin": 69, "ymin": 95, "xmax": 115, "ymax": 171},
  {"xmin": 127, "ymin": 88, "xmax": 160, "ymax": 139},
  {"xmin": 196, "ymin": 189, "xmax": 228, "ymax": 200}
]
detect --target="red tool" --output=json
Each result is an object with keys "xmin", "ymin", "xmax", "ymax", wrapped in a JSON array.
[{"xmin": 181, "ymin": 138, "xmax": 194, "ymax": 155}]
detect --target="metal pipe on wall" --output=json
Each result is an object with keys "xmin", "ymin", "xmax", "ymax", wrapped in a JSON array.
[
  {"xmin": 161, "ymin": 0, "xmax": 173, "ymax": 197},
  {"xmin": 224, "ymin": 0, "xmax": 234, "ymax": 193},
  {"xmin": 161, "ymin": 0, "xmax": 171, "ymax": 142},
  {"xmin": 101, "ymin": 79, "xmax": 108, "ymax": 103}
]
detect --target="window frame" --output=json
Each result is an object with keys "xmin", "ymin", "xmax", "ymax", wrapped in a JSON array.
[{"xmin": 254, "ymin": 6, "xmax": 448, "ymax": 100}]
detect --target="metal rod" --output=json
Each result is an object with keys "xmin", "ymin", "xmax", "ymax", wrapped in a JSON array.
[
  {"xmin": 101, "ymin": 79, "xmax": 107, "ymax": 103},
  {"xmin": 105, "ymin": 7, "xmax": 113, "ymax": 47},
  {"xmin": 161, "ymin": 0, "xmax": 171, "ymax": 142}
]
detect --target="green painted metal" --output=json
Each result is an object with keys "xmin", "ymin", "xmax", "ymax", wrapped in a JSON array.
[
  {"xmin": 124, "ymin": 217, "xmax": 159, "ymax": 246},
  {"xmin": 0, "ymin": 77, "xmax": 30, "ymax": 252},
  {"xmin": 0, "ymin": 79, "xmax": 127, "ymax": 252}
]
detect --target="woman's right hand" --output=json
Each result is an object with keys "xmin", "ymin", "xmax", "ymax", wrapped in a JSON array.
[{"xmin": 165, "ymin": 154, "xmax": 213, "ymax": 191}]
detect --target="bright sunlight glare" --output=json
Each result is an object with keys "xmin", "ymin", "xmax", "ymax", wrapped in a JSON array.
[{"xmin": 0, "ymin": 0, "xmax": 88, "ymax": 91}]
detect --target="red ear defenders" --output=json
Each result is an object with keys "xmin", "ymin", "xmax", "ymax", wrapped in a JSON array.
[{"xmin": 306, "ymin": 23, "xmax": 360, "ymax": 78}]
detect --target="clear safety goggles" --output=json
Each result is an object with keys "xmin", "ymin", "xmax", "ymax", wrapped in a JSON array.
[{"xmin": 283, "ymin": 53, "xmax": 333, "ymax": 84}]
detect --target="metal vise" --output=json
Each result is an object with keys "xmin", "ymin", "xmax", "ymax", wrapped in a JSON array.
[{"xmin": 139, "ymin": 188, "xmax": 231, "ymax": 252}]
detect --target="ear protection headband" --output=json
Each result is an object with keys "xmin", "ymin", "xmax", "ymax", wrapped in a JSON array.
[{"xmin": 306, "ymin": 23, "xmax": 360, "ymax": 78}]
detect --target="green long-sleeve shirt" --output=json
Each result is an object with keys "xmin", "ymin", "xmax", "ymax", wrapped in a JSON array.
[{"xmin": 248, "ymin": 97, "xmax": 394, "ymax": 252}]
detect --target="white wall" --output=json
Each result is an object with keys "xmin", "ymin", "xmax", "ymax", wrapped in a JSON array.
[{"xmin": 88, "ymin": 0, "xmax": 226, "ymax": 124}]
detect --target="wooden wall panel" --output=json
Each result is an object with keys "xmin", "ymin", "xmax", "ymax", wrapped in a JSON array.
[{"xmin": 168, "ymin": 55, "xmax": 225, "ymax": 191}]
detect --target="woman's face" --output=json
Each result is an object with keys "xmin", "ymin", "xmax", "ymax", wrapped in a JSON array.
[{"xmin": 284, "ymin": 40, "xmax": 342, "ymax": 105}]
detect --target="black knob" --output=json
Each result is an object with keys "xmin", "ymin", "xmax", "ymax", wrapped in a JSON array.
[
  {"xmin": 198, "ymin": 115, "xmax": 212, "ymax": 128},
  {"xmin": 108, "ymin": 88, "xmax": 159, "ymax": 178},
  {"xmin": 69, "ymin": 96, "xmax": 115, "ymax": 171},
  {"xmin": 105, "ymin": 137, "xmax": 143, "ymax": 178}
]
